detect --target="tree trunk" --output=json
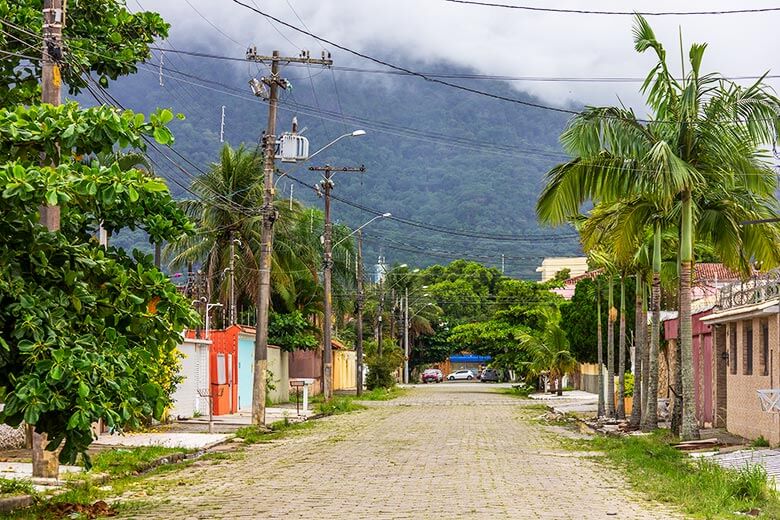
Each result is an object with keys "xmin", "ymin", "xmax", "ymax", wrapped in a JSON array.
[
  {"xmin": 606, "ymin": 277, "xmax": 615, "ymax": 418},
  {"xmin": 617, "ymin": 276, "xmax": 627, "ymax": 420},
  {"xmin": 557, "ymin": 376, "xmax": 564, "ymax": 396},
  {"xmin": 679, "ymin": 192, "xmax": 700, "ymax": 441},
  {"xmin": 642, "ymin": 225, "xmax": 662, "ymax": 432},
  {"xmin": 629, "ymin": 275, "xmax": 644, "ymax": 428},
  {"xmin": 32, "ymin": 431, "xmax": 58, "ymax": 478},
  {"xmin": 596, "ymin": 278, "xmax": 605, "ymax": 418},
  {"xmin": 640, "ymin": 280, "xmax": 650, "ymax": 420}
]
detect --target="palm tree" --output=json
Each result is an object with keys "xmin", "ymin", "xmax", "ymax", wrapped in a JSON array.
[
  {"xmin": 537, "ymin": 15, "xmax": 780, "ymax": 439},
  {"xmin": 519, "ymin": 307, "xmax": 577, "ymax": 396}
]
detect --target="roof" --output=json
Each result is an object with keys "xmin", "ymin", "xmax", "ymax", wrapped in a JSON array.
[
  {"xmin": 693, "ymin": 263, "xmax": 744, "ymax": 283},
  {"xmin": 562, "ymin": 269, "xmax": 603, "ymax": 285}
]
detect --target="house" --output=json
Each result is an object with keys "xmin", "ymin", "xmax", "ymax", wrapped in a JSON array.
[
  {"xmin": 169, "ymin": 336, "xmax": 211, "ymax": 419},
  {"xmin": 200, "ymin": 325, "xmax": 290, "ymax": 415},
  {"xmin": 551, "ymin": 269, "xmax": 603, "ymax": 300},
  {"xmin": 657, "ymin": 263, "xmax": 744, "ymax": 428},
  {"xmin": 535, "ymin": 257, "xmax": 589, "ymax": 283},
  {"xmin": 700, "ymin": 270, "xmax": 780, "ymax": 443}
]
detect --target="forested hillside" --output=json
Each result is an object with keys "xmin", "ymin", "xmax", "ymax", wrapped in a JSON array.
[{"xmin": 90, "ymin": 49, "xmax": 583, "ymax": 278}]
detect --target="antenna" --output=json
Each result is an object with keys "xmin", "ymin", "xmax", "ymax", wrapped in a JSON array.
[{"xmin": 219, "ymin": 105, "xmax": 225, "ymax": 143}]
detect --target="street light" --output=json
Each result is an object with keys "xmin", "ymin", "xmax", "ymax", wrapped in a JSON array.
[
  {"xmin": 333, "ymin": 213, "xmax": 392, "ymax": 248},
  {"xmin": 274, "ymin": 129, "xmax": 366, "ymax": 188},
  {"xmin": 205, "ymin": 303, "xmax": 223, "ymax": 340}
]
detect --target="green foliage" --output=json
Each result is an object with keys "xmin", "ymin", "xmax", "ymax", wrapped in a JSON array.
[
  {"xmin": 553, "ymin": 268, "xmax": 571, "ymax": 281},
  {"xmin": 751, "ymin": 436, "xmax": 771, "ymax": 448},
  {"xmin": 315, "ymin": 396, "xmax": 365, "ymax": 416},
  {"xmin": 0, "ymin": 0, "xmax": 169, "ymax": 105},
  {"xmin": 0, "ymin": 103, "xmax": 197, "ymax": 464},
  {"xmin": 268, "ymin": 311, "xmax": 318, "ymax": 352},
  {"xmin": 0, "ymin": 477, "xmax": 34, "ymax": 496},
  {"xmin": 560, "ymin": 278, "xmax": 598, "ymax": 363},
  {"xmin": 578, "ymin": 431, "xmax": 780, "ymax": 518},
  {"xmin": 235, "ymin": 420, "xmax": 315, "ymax": 444},
  {"xmin": 623, "ymin": 372, "xmax": 634, "ymax": 397},
  {"xmin": 365, "ymin": 340, "xmax": 403, "ymax": 390},
  {"xmin": 356, "ymin": 386, "xmax": 406, "ymax": 401},
  {"xmin": 89, "ymin": 446, "xmax": 187, "ymax": 477}
]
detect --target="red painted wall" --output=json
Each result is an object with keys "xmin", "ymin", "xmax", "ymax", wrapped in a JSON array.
[{"xmin": 207, "ymin": 326, "xmax": 239, "ymax": 415}]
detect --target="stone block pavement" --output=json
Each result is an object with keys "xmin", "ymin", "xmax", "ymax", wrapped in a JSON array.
[{"xmin": 115, "ymin": 383, "xmax": 682, "ymax": 519}]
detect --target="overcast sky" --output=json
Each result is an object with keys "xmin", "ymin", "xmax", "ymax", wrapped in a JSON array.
[{"xmin": 139, "ymin": 0, "xmax": 780, "ymax": 113}]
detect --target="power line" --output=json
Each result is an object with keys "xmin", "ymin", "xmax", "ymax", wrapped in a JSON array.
[
  {"xmin": 442, "ymin": 0, "xmax": 780, "ymax": 16},
  {"xmin": 146, "ymin": 46, "xmax": 780, "ymax": 84}
]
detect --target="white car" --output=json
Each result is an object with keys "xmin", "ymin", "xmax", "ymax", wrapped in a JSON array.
[{"xmin": 447, "ymin": 369, "xmax": 475, "ymax": 381}]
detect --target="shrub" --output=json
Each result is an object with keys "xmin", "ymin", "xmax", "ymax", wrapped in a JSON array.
[
  {"xmin": 623, "ymin": 372, "xmax": 634, "ymax": 397},
  {"xmin": 751, "ymin": 436, "xmax": 771, "ymax": 448},
  {"xmin": 366, "ymin": 356, "xmax": 396, "ymax": 390}
]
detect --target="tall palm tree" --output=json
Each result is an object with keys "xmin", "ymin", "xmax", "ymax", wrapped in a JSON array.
[{"xmin": 537, "ymin": 15, "xmax": 780, "ymax": 439}]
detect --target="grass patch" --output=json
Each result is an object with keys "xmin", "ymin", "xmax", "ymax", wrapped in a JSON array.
[
  {"xmin": 89, "ymin": 446, "xmax": 189, "ymax": 477},
  {"xmin": 354, "ymin": 386, "xmax": 407, "ymax": 401},
  {"xmin": 0, "ymin": 477, "xmax": 34, "ymax": 496},
  {"xmin": 496, "ymin": 385, "xmax": 534, "ymax": 398},
  {"xmin": 751, "ymin": 436, "xmax": 771, "ymax": 448},
  {"xmin": 235, "ymin": 418, "xmax": 316, "ymax": 444},
  {"xmin": 315, "ymin": 396, "xmax": 366, "ymax": 415},
  {"xmin": 570, "ymin": 431, "xmax": 780, "ymax": 519}
]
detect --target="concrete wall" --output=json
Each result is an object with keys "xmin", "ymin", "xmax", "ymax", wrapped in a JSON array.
[
  {"xmin": 267, "ymin": 347, "xmax": 290, "ymax": 404},
  {"xmin": 577, "ymin": 363, "xmax": 601, "ymax": 395},
  {"xmin": 725, "ymin": 315, "xmax": 780, "ymax": 444}
]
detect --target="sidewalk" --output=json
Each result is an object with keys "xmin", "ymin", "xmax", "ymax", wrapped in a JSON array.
[{"xmin": 531, "ymin": 390, "xmax": 598, "ymax": 415}]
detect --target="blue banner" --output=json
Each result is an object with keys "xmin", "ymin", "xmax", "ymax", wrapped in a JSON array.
[{"xmin": 449, "ymin": 354, "xmax": 491, "ymax": 363}]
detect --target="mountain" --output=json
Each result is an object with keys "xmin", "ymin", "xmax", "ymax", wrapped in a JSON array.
[{"xmin": 93, "ymin": 49, "xmax": 583, "ymax": 278}]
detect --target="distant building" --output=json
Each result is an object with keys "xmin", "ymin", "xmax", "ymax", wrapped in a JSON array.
[{"xmin": 535, "ymin": 257, "xmax": 589, "ymax": 283}]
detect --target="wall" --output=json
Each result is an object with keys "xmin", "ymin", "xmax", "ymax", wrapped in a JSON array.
[
  {"xmin": 171, "ymin": 338, "xmax": 211, "ymax": 419},
  {"xmin": 725, "ymin": 315, "xmax": 780, "ymax": 444},
  {"xmin": 577, "ymin": 363, "xmax": 601, "ymax": 395},
  {"xmin": 289, "ymin": 349, "xmax": 323, "ymax": 396},
  {"xmin": 333, "ymin": 350, "xmax": 357, "ymax": 391},
  {"xmin": 268, "ymin": 347, "xmax": 290, "ymax": 403}
]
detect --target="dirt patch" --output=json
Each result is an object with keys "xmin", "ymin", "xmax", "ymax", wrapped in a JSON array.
[{"xmin": 47, "ymin": 500, "xmax": 117, "ymax": 518}]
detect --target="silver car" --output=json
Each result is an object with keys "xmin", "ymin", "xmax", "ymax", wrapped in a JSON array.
[{"xmin": 447, "ymin": 369, "xmax": 475, "ymax": 381}]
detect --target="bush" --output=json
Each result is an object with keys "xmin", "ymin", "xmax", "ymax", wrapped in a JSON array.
[
  {"xmin": 623, "ymin": 372, "xmax": 634, "ymax": 397},
  {"xmin": 366, "ymin": 356, "xmax": 396, "ymax": 390},
  {"xmin": 751, "ymin": 435, "xmax": 771, "ymax": 448}
]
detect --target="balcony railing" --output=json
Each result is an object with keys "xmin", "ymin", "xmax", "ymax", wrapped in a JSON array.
[{"xmin": 717, "ymin": 269, "xmax": 780, "ymax": 310}]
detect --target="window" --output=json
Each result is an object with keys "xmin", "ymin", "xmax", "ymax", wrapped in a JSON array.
[
  {"xmin": 217, "ymin": 353, "xmax": 227, "ymax": 385},
  {"xmin": 730, "ymin": 324, "xmax": 737, "ymax": 375},
  {"xmin": 762, "ymin": 320, "xmax": 770, "ymax": 377},
  {"xmin": 744, "ymin": 322, "xmax": 753, "ymax": 376}
]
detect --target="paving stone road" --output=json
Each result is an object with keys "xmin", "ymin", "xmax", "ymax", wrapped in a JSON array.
[{"xmin": 117, "ymin": 383, "xmax": 682, "ymax": 519}]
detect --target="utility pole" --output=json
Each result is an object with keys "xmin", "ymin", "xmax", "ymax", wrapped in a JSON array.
[
  {"xmin": 34, "ymin": 0, "xmax": 64, "ymax": 480},
  {"xmin": 229, "ymin": 234, "xmax": 236, "ymax": 326},
  {"xmin": 378, "ymin": 277, "xmax": 384, "ymax": 357},
  {"xmin": 501, "ymin": 254, "xmax": 505, "ymax": 275},
  {"xmin": 356, "ymin": 230, "xmax": 364, "ymax": 396},
  {"xmin": 308, "ymin": 165, "xmax": 365, "ymax": 400},
  {"xmin": 245, "ymin": 49, "xmax": 332, "ymax": 425},
  {"xmin": 404, "ymin": 286, "xmax": 410, "ymax": 384}
]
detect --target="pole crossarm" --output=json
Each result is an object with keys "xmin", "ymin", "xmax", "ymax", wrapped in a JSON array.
[{"xmin": 246, "ymin": 48, "xmax": 333, "ymax": 67}]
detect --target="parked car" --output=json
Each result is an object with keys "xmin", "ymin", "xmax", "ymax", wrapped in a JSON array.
[
  {"xmin": 447, "ymin": 369, "xmax": 475, "ymax": 381},
  {"xmin": 421, "ymin": 369, "xmax": 443, "ymax": 383},
  {"xmin": 480, "ymin": 368, "xmax": 499, "ymax": 383}
]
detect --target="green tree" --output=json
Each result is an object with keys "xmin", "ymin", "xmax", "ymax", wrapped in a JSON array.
[
  {"xmin": 537, "ymin": 15, "xmax": 780, "ymax": 439},
  {"xmin": 518, "ymin": 307, "xmax": 577, "ymax": 396},
  {"xmin": 0, "ymin": 103, "xmax": 197, "ymax": 465},
  {"xmin": 1, "ymin": 1, "xmax": 168, "ymax": 105}
]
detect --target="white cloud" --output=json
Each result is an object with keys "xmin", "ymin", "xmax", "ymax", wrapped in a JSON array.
[{"xmin": 144, "ymin": 0, "xmax": 780, "ymax": 114}]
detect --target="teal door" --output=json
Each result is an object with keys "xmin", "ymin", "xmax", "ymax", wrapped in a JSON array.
[{"xmin": 238, "ymin": 336, "xmax": 254, "ymax": 411}]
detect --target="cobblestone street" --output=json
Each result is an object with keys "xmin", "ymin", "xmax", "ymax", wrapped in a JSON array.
[{"xmin": 118, "ymin": 384, "xmax": 681, "ymax": 519}]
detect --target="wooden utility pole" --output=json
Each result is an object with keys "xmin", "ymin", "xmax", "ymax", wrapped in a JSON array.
[
  {"xmin": 355, "ymin": 231, "xmax": 364, "ymax": 396},
  {"xmin": 229, "ymin": 235, "xmax": 236, "ymax": 326},
  {"xmin": 34, "ymin": 0, "xmax": 65, "ymax": 480},
  {"xmin": 245, "ymin": 49, "xmax": 332, "ymax": 425},
  {"xmin": 308, "ymin": 165, "xmax": 365, "ymax": 400}
]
